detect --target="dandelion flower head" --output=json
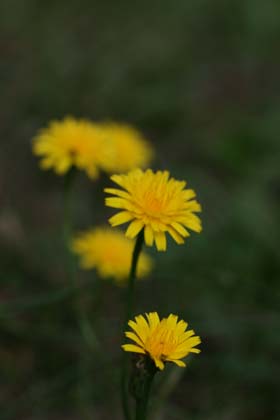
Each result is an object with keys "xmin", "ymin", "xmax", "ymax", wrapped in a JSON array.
[
  {"xmin": 32, "ymin": 117, "xmax": 109, "ymax": 179},
  {"xmin": 71, "ymin": 227, "xmax": 152, "ymax": 285},
  {"xmin": 122, "ymin": 312, "xmax": 201, "ymax": 370},
  {"xmin": 105, "ymin": 169, "xmax": 202, "ymax": 251},
  {"xmin": 100, "ymin": 122, "xmax": 153, "ymax": 173}
]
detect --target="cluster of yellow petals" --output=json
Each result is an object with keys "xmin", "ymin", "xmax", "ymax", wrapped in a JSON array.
[
  {"xmin": 71, "ymin": 227, "xmax": 152, "ymax": 285},
  {"xmin": 98, "ymin": 122, "xmax": 153, "ymax": 173},
  {"xmin": 32, "ymin": 118, "xmax": 108, "ymax": 179},
  {"xmin": 122, "ymin": 312, "xmax": 201, "ymax": 370},
  {"xmin": 105, "ymin": 169, "xmax": 202, "ymax": 251},
  {"xmin": 32, "ymin": 117, "xmax": 152, "ymax": 178}
]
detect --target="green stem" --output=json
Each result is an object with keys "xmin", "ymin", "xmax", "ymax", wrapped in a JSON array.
[
  {"xmin": 121, "ymin": 357, "xmax": 132, "ymax": 420},
  {"xmin": 135, "ymin": 373, "xmax": 155, "ymax": 420},
  {"xmin": 63, "ymin": 169, "xmax": 76, "ymax": 274},
  {"xmin": 126, "ymin": 229, "xmax": 144, "ymax": 322},
  {"xmin": 121, "ymin": 229, "xmax": 145, "ymax": 420}
]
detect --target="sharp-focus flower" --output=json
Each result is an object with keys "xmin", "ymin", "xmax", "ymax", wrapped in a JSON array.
[
  {"xmin": 32, "ymin": 117, "xmax": 109, "ymax": 179},
  {"xmin": 122, "ymin": 312, "xmax": 201, "ymax": 370},
  {"xmin": 100, "ymin": 122, "xmax": 153, "ymax": 173},
  {"xmin": 71, "ymin": 227, "xmax": 152, "ymax": 285},
  {"xmin": 105, "ymin": 169, "xmax": 202, "ymax": 251}
]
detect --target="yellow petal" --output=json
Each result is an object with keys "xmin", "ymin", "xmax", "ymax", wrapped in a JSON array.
[
  {"xmin": 165, "ymin": 314, "xmax": 178, "ymax": 330},
  {"xmin": 185, "ymin": 336, "xmax": 202, "ymax": 347},
  {"xmin": 154, "ymin": 232, "xmax": 167, "ymax": 251},
  {"xmin": 182, "ymin": 189, "xmax": 196, "ymax": 200},
  {"xmin": 134, "ymin": 314, "xmax": 150, "ymax": 337},
  {"xmin": 105, "ymin": 197, "xmax": 128, "ymax": 209},
  {"xmin": 171, "ymin": 222, "xmax": 190, "ymax": 238},
  {"xmin": 104, "ymin": 188, "xmax": 131, "ymax": 200},
  {"xmin": 174, "ymin": 320, "xmax": 188, "ymax": 336},
  {"xmin": 190, "ymin": 348, "xmax": 201, "ymax": 354},
  {"xmin": 146, "ymin": 312, "xmax": 160, "ymax": 330},
  {"xmin": 144, "ymin": 225, "xmax": 154, "ymax": 246},
  {"xmin": 153, "ymin": 357, "xmax": 165, "ymax": 370},
  {"xmin": 184, "ymin": 200, "xmax": 202, "ymax": 212},
  {"xmin": 122, "ymin": 344, "xmax": 145, "ymax": 354},
  {"xmin": 40, "ymin": 157, "xmax": 54, "ymax": 169},
  {"xmin": 167, "ymin": 227, "xmax": 185, "ymax": 244},
  {"xmin": 175, "ymin": 339, "xmax": 201, "ymax": 357},
  {"xmin": 150, "ymin": 220, "xmax": 160, "ymax": 232},
  {"xmin": 183, "ymin": 215, "xmax": 202, "ymax": 232},
  {"xmin": 86, "ymin": 167, "xmax": 98, "ymax": 179},
  {"xmin": 109, "ymin": 211, "xmax": 134, "ymax": 226},
  {"xmin": 110, "ymin": 174, "xmax": 127, "ymax": 188},
  {"xmin": 126, "ymin": 220, "xmax": 144, "ymax": 239},
  {"xmin": 56, "ymin": 157, "xmax": 72, "ymax": 174},
  {"xmin": 167, "ymin": 359, "xmax": 186, "ymax": 368},
  {"xmin": 128, "ymin": 315, "xmax": 149, "ymax": 342},
  {"xmin": 125, "ymin": 331, "xmax": 144, "ymax": 347},
  {"xmin": 169, "ymin": 349, "xmax": 191, "ymax": 359},
  {"xmin": 178, "ymin": 330, "xmax": 195, "ymax": 344}
]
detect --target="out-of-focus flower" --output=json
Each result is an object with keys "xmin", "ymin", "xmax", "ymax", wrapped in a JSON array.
[
  {"xmin": 71, "ymin": 227, "xmax": 152, "ymax": 284},
  {"xmin": 99, "ymin": 122, "xmax": 153, "ymax": 173},
  {"xmin": 32, "ymin": 117, "xmax": 109, "ymax": 179},
  {"xmin": 105, "ymin": 169, "xmax": 202, "ymax": 251},
  {"xmin": 122, "ymin": 312, "xmax": 201, "ymax": 370}
]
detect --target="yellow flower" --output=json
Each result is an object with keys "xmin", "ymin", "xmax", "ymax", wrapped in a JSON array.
[
  {"xmin": 71, "ymin": 227, "xmax": 152, "ymax": 285},
  {"xmin": 99, "ymin": 122, "xmax": 153, "ymax": 173},
  {"xmin": 105, "ymin": 169, "xmax": 202, "ymax": 251},
  {"xmin": 122, "ymin": 312, "xmax": 201, "ymax": 370},
  {"xmin": 32, "ymin": 117, "xmax": 109, "ymax": 179}
]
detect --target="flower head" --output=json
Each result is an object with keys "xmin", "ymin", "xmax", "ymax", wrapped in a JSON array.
[
  {"xmin": 32, "ymin": 117, "xmax": 109, "ymax": 179},
  {"xmin": 100, "ymin": 122, "xmax": 153, "ymax": 173},
  {"xmin": 122, "ymin": 312, "xmax": 201, "ymax": 370},
  {"xmin": 105, "ymin": 169, "xmax": 202, "ymax": 251},
  {"xmin": 71, "ymin": 227, "xmax": 152, "ymax": 285}
]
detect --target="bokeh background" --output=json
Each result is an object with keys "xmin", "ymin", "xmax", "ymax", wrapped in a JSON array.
[{"xmin": 1, "ymin": 1, "xmax": 280, "ymax": 419}]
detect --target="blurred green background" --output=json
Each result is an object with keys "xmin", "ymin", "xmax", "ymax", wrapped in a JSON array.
[{"xmin": 0, "ymin": 1, "xmax": 280, "ymax": 419}]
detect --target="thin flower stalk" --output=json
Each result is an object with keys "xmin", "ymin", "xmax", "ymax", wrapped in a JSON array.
[{"xmin": 121, "ymin": 229, "xmax": 145, "ymax": 420}]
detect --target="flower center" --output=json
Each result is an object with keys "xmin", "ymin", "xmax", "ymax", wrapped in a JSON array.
[
  {"xmin": 69, "ymin": 148, "xmax": 78, "ymax": 157},
  {"xmin": 142, "ymin": 193, "xmax": 165, "ymax": 216},
  {"xmin": 103, "ymin": 248, "xmax": 121, "ymax": 264},
  {"xmin": 146, "ymin": 327, "xmax": 177, "ymax": 359}
]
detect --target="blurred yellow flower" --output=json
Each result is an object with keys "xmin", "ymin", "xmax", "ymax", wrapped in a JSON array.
[
  {"xmin": 71, "ymin": 227, "xmax": 152, "ymax": 284},
  {"xmin": 105, "ymin": 169, "xmax": 202, "ymax": 251},
  {"xmin": 122, "ymin": 312, "xmax": 201, "ymax": 370},
  {"xmin": 32, "ymin": 117, "xmax": 109, "ymax": 179},
  {"xmin": 100, "ymin": 122, "xmax": 153, "ymax": 173}
]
